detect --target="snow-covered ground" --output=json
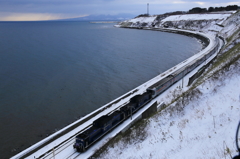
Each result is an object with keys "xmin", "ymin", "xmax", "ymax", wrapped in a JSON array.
[
  {"xmin": 161, "ymin": 13, "xmax": 230, "ymax": 22},
  {"xmin": 96, "ymin": 11, "xmax": 240, "ymax": 159},
  {"xmin": 128, "ymin": 16, "xmax": 157, "ymax": 23},
  {"xmin": 97, "ymin": 56, "xmax": 240, "ymax": 159},
  {"xmin": 116, "ymin": 11, "xmax": 240, "ymax": 38}
]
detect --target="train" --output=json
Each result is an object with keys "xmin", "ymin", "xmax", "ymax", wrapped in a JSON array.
[
  {"xmin": 73, "ymin": 36, "xmax": 220, "ymax": 153},
  {"xmin": 73, "ymin": 91, "xmax": 152, "ymax": 152}
]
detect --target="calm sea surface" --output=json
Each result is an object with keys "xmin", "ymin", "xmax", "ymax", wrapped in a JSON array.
[{"xmin": 0, "ymin": 21, "xmax": 201, "ymax": 158}]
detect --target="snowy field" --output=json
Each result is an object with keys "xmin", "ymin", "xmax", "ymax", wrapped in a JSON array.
[
  {"xmin": 161, "ymin": 13, "xmax": 231, "ymax": 22},
  {"xmin": 97, "ymin": 49, "xmax": 240, "ymax": 159}
]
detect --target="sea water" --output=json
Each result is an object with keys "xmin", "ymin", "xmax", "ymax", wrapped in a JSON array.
[{"xmin": 0, "ymin": 21, "xmax": 201, "ymax": 158}]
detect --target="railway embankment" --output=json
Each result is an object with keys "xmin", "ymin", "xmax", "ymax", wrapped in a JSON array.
[{"xmin": 91, "ymin": 11, "xmax": 240, "ymax": 158}]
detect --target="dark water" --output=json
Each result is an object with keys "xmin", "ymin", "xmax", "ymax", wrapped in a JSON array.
[{"xmin": 0, "ymin": 21, "xmax": 201, "ymax": 158}]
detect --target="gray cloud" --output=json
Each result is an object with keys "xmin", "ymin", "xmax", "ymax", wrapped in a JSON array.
[{"xmin": 0, "ymin": 0, "xmax": 238, "ymax": 20}]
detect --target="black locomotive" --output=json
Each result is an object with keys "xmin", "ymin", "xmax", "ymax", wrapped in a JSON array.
[
  {"xmin": 73, "ymin": 91, "xmax": 153, "ymax": 152},
  {"xmin": 73, "ymin": 37, "xmax": 220, "ymax": 153}
]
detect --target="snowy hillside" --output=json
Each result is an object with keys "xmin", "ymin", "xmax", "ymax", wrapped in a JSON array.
[
  {"xmin": 94, "ymin": 11, "xmax": 240, "ymax": 159},
  {"xmin": 220, "ymin": 11, "xmax": 240, "ymax": 39},
  {"xmin": 157, "ymin": 13, "xmax": 231, "ymax": 35},
  {"xmin": 116, "ymin": 11, "xmax": 240, "ymax": 38},
  {"xmin": 128, "ymin": 16, "xmax": 157, "ymax": 24},
  {"xmin": 115, "ymin": 15, "xmax": 157, "ymax": 28},
  {"xmin": 161, "ymin": 13, "xmax": 232, "ymax": 21},
  {"xmin": 97, "ymin": 59, "xmax": 240, "ymax": 159}
]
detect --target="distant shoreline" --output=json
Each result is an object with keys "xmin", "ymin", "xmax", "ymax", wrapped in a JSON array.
[{"xmin": 90, "ymin": 21, "xmax": 118, "ymax": 24}]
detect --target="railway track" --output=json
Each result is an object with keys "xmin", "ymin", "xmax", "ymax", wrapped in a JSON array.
[
  {"xmin": 12, "ymin": 29, "xmax": 221, "ymax": 159},
  {"xmin": 40, "ymin": 129, "xmax": 86, "ymax": 159},
  {"xmin": 35, "ymin": 104, "xmax": 126, "ymax": 159}
]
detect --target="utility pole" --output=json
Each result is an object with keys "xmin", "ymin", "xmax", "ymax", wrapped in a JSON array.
[{"xmin": 147, "ymin": 3, "xmax": 149, "ymax": 15}]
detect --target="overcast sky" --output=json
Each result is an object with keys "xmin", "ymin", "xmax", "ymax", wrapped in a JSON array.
[{"xmin": 0, "ymin": 0, "xmax": 239, "ymax": 21}]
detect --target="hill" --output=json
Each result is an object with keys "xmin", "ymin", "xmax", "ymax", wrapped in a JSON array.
[
  {"xmin": 60, "ymin": 13, "xmax": 136, "ymax": 21},
  {"xmin": 93, "ymin": 10, "xmax": 240, "ymax": 159}
]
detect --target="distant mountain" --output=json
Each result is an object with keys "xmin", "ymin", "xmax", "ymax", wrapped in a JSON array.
[{"xmin": 63, "ymin": 13, "xmax": 136, "ymax": 21}]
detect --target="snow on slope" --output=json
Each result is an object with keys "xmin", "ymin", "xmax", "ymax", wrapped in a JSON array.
[
  {"xmin": 98, "ymin": 11, "xmax": 240, "ymax": 159},
  {"xmin": 128, "ymin": 16, "xmax": 157, "ymax": 23},
  {"xmin": 117, "ymin": 12, "xmax": 239, "ymax": 37},
  {"xmin": 157, "ymin": 12, "xmax": 234, "ymax": 36},
  {"xmin": 97, "ymin": 46, "xmax": 240, "ymax": 159},
  {"xmin": 115, "ymin": 16, "xmax": 157, "ymax": 28},
  {"xmin": 220, "ymin": 11, "xmax": 240, "ymax": 39},
  {"xmin": 161, "ymin": 13, "xmax": 230, "ymax": 22}
]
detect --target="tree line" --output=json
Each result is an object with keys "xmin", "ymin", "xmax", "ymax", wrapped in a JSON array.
[
  {"xmin": 135, "ymin": 5, "xmax": 239, "ymax": 18},
  {"xmin": 189, "ymin": 5, "xmax": 239, "ymax": 13}
]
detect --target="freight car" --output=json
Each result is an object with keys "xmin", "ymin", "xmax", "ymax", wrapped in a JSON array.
[{"xmin": 73, "ymin": 36, "xmax": 220, "ymax": 153}]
